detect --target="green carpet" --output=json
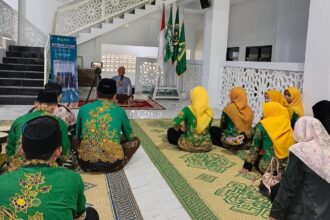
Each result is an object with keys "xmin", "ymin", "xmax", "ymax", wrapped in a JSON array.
[{"xmin": 132, "ymin": 119, "xmax": 272, "ymax": 220}]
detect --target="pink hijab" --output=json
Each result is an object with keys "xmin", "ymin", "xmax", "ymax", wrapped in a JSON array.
[{"xmin": 290, "ymin": 116, "xmax": 330, "ymax": 183}]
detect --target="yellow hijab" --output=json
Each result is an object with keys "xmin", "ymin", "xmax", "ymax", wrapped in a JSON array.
[
  {"xmin": 223, "ymin": 87, "xmax": 253, "ymax": 133},
  {"xmin": 286, "ymin": 87, "xmax": 304, "ymax": 117},
  {"xmin": 260, "ymin": 102, "xmax": 295, "ymax": 159},
  {"xmin": 265, "ymin": 90, "xmax": 289, "ymax": 107},
  {"xmin": 188, "ymin": 86, "xmax": 213, "ymax": 134}
]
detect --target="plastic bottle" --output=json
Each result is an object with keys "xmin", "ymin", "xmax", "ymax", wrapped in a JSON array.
[{"xmin": 127, "ymin": 84, "xmax": 131, "ymax": 96}]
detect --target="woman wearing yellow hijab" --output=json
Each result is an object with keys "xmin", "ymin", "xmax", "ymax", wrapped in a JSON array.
[
  {"xmin": 242, "ymin": 102, "xmax": 295, "ymax": 173},
  {"xmin": 210, "ymin": 87, "xmax": 253, "ymax": 149},
  {"xmin": 264, "ymin": 90, "xmax": 289, "ymax": 107},
  {"xmin": 284, "ymin": 87, "xmax": 304, "ymax": 127},
  {"xmin": 167, "ymin": 86, "xmax": 213, "ymax": 152}
]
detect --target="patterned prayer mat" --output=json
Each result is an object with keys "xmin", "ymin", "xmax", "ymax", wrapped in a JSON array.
[
  {"xmin": 118, "ymin": 99, "xmax": 165, "ymax": 110},
  {"xmin": 132, "ymin": 119, "xmax": 272, "ymax": 220},
  {"xmin": 78, "ymin": 99, "xmax": 165, "ymax": 110},
  {"xmin": 80, "ymin": 171, "xmax": 143, "ymax": 220}
]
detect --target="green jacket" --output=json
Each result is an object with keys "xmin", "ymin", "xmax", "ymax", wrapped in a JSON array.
[
  {"xmin": 0, "ymin": 160, "xmax": 86, "ymax": 220},
  {"xmin": 244, "ymin": 123, "xmax": 288, "ymax": 173},
  {"xmin": 219, "ymin": 112, "xmax": 240, "ymax": 137},
  {"xmin": 6, "ymin": 110, "xmax": 70, "ymax": 159},
  {"xmin": 76, "ymin": 99, "xmax": 134, "ymax": 163},
  {"xmin": 173, "ymin": 107, "xmax": 212, "ymax": 152}
]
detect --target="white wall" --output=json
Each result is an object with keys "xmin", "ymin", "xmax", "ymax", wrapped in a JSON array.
[
  {"xmin": 227, "ymin": 0, "xmax": 309, "ymax": 63},
  {"xmin": 273, "ymin": 0, "xmax": 310, "ymax": 63},
  {"xmin": 228, "ymin": 0, "xmax": 277, "ymax": 61},
  {"xmin": 78, "ymin": 10, "xmax": 204, "ymax": 67},
  {"xmin": 194, "ymin": 29, "xmax": 204, "ymax": 60},
  {"xmin": 4, "ymin": 0, "xmax": 18, "ymax": 10},
  {"xmin": 303, "ymin": 0, "xmax": 330, "ymax": 115},
  {"xmin": 25, "ymin": 0, "xmax": 62, "ymax": 36},
  {"xmin": 18, "ymin": 0, "xmax": 72, "ymax": 46}
]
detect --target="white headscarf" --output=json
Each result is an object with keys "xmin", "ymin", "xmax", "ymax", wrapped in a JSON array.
[{"xmin": 290, "ymin": 116, "xmax": 330, "ymax": 183}]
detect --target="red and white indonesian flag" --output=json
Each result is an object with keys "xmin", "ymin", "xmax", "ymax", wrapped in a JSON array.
[{"xmin": 158, "ymin": 4, "xmax": 165, "ymax": 70}]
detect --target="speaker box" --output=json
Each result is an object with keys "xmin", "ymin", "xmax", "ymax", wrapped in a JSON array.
[{"xmin": 200, "ymin": 0, "xmax": 210, "ymax": 9}]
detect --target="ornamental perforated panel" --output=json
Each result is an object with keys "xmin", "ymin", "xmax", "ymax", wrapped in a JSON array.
[
  {"xmin": 219, "ymin": 66, "xmax": 304, "ymax": 123},
  {"xmin": 55, "ymin": 0, "xmax": 150, "ymax": 35}
]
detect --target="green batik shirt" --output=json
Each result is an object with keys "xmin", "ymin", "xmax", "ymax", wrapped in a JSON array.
[
  {"xmin": 6, "ymin": 110, "xmax": 70, "ymax": 159},
  {"xmin": 219, "ymin": 112, "xmax": 240, "ymax": 138},
  {"xmin": 246, "ymin": 123, "xmax": 289, "ymax": 173},
  {"xmin": 245, "ymin": 123, "xmax": 274, "ymax": 172},
  {"xmin": 76, "ymin": 99, "xmax": 134, "ymax": 163},
  {"xmin": 0, "ymin": 160, "xmax": 86, "ymax": 220},
  {"xmin": 173, "ymin": 107, "xmax": 213, "ymax": 150}
]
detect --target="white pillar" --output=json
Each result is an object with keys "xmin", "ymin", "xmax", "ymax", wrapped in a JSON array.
[
  {"xmin": 202, "ymin": 0, "xmax": 230, "ymax": 109},
  {"xmin": 17, "ymin": 0, "xmax": 26, "ymax": 46},
  {"xmin": 303, "ymin": 0, "xmax": 330, "ymax": 115}
]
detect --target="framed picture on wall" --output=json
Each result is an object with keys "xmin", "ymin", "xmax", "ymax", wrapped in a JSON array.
[{"xmin": 77, "ymin": 56, "xmax": 83, "ymax": 69}]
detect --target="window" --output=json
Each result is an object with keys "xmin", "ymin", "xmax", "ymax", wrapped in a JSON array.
[
  {"xmin": 226, "ymin": 47, "xmax": 239, "ymax": 61},
  {"xmin": 245, "ymin": 45, "xmax": 272, "ymax": 62}
]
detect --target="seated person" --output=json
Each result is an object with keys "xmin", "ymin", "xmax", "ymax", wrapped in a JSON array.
[
  {"xmin": 6, "ymin": 90, "xmax": 70, "ymax": 170},
  {"xmin": 264, "ymin": 89, "xmax": 289, "ymax": 106},
  {"xmin": 0, "ymin": 116, "xmax": 99, "ymax": 220},
  {"xmin": 29, "ymin": 82, "xmax": 76, "ymax": 134},
  {"xmin": 284, "ymin": 87, "xmax": 304, "ymax": 128},
  {"xmin": 167, "ymin": 86, "xmax": 213, "ymax": 152},
  {"xmin": 264, "ymin": 89, "xmax": 298, "ymax": 129},
  {"xmin": 210, "ymin": 87, "xmax": 253, "ymax": 149},
  {"xmin": 76, "ymin": 78, "xmax": 140, "ymax": 172},
  {"xmin": 112, "ymin": 66, "xmax": 133, "ymax": 104},
  {"xmin": 312, "ymin": 100, "xmax": 330, "ymax": 134},
  {"xmin": 270, "ymin": 117, "xmax": 330, "ymax": 220},
  {"xmin": 45, "ymin": 82, "xmax": 77, "ymax": 132},
  {"xmin": 242, "ymin": 102, "xmax": 295, "ymax": 174}
]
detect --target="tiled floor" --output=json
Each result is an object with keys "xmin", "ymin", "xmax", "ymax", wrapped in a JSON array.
[{"xmin": 0, "ymin": 99, "xmax": 222, "ymax": 220}]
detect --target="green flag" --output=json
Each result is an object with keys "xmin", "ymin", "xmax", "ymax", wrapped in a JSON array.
[
  {"xmin": 176, "ymin": 22, "xmax": 186, "ymax": 75},
  {"xmin": 164, "ymin": 5, "xmax": 173, "ymax": 62},
  {"xmin": 172, "ymin": 7, "xmax": 180, "ymax": 64}
]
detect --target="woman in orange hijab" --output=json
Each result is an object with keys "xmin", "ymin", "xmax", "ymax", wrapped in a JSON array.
[
  {"xmin": 284, "ymin": 87, "xmax": 304, "ymax": 127},
  {"xmin": 167, "ymin": 86, "xmax": 213, "ymax": 152},
  {"xmin": 210, "ymin": 87, "xmax": 253, "ymax": 149}
]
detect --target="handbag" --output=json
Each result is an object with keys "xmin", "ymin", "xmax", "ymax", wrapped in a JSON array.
[{"xmin": 252, "ymin": 157, "xmax": 282, "ymax": 201}]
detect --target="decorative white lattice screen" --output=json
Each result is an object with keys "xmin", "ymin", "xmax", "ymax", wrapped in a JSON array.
[
  {"xmin": 2, "ymin": 2, "xmax": 17, "ymax": 42},
  {"xmin": 55, "ymin": 0, "xmax": 150, "ymax": 35},
  {"xmin": 101, "ymin": 54, "xmax": 136, "ymax": 73},
  {"xmin": 181, "ymin": 62, "xmax": 203, "ymax": 94},
  {"xmin": 219, "ymin": 66, "xmax": 304, "ymax": 123},
  {"xmin": 135, "ymin": 57, "xmax": 163, "ymax": 92}
]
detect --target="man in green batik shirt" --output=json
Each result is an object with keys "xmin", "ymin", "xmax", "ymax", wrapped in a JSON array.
[
  {"xmin": 76, "ymin": 78, "xmax": 140, "ymax": 172},
  {"xmin": 0, "ymin": 116, "xmax": 99, "ymax": 220},
  {"xmin": 6, "ymin": 90, "xmax": 70, "ymax": 170}
]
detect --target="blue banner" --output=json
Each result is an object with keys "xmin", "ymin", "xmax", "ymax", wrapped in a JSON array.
[{"xmin": 50, "ymin": 35, "xmax": 79, "ymax": 104}]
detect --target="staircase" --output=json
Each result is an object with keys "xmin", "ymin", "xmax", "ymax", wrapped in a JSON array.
[
  {"xmin": 0, "ymin": 46, "xmax": 44, "ymax": 105},
  {"xmin": 54, "ymin": 0, "xmax": 178, "ymax": 45}
]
